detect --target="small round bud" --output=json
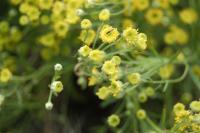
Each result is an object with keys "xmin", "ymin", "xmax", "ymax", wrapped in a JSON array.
[
  {"xmin": 138, "ymin": 92, "xmax": 148, "ymax": 103},
  {"xmin": 45, "ymin": 102, "xmax": 53, "ymax": 110},
  {"xmin": 99, "ymin": 9, "xmax": 110, "ymax": 21},
  {"xmin": 107, "ymin": 114, "xmax": 120, "ymax": 127},
  {"xmin": 190, "ymin": 101, "xmax": 200, "ymax": 112},
  {"xmin": 136, "ymin": 109, "xmax": 146, "ymax": 120},
  {"xmin": 81, "ymin": 19, "xmax": 92, "ymax": 29},
  {"xmin": 54, "ymin": 63, "xmax": 63, "ymax": 71},
  {"xmin": 50, "ymin": 81, "xmax": 63, "ymax": 93}
]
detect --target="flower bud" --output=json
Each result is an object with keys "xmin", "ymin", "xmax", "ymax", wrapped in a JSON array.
[
  {"xmin": 54, "ymin": 63, "xmax": 63, "ymax": 71},
  {"xmin": 45, "ymin": 102, "xmax": 53, "ymax": 110}
]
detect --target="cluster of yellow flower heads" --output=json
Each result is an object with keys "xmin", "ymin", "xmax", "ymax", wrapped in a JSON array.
[{"xmin": 173, "ymin": 100, "xmax": 200, "ymax": 132}]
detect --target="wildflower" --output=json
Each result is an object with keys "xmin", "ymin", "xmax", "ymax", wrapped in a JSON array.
[
  {"xmin": 54, "ymin": 63, "xmax": 63, "ymax": 71},
  {"xmin": 0, "ymin": 21, "xmax": 9, "ymax": 33},
  {"xmin": 52, "ymin": 1, "xmax": 65, "ymax": 15},
  {"xmin": 100, "ymin": 25, "xmax": 119, "ymax": 43},
  {"xmin": 164, "ymin": 32, "xmax": 175, "ymax": 45},
  {"xmin": 27, "ymin": 6, "xmax": 40, "ymax": 21},
  {"xmin": 145, "ymin": 8, "xmax": 164, "ymax": 25},
  {"xmin": 132, "ymin": 0, "xmax": 149, "ymax": 11},
  {"xmin": 107, "ymin": 114, "xmax": 120, "ymax": 127},
  {"xmin": 127, "ymin": 73, "xmax": 141, "ymax": 85},
  {"xmin": 0, "ymin": 68, "xmax": 12, "ymax": 82},
  {"xmin": 144, "ymin": 87, "xmax": 155, "ymax": 97},
  {"xmin": 99, "ymin": 9, "xmax": 110, "ymax": 21},
  {"xmin": 38, "ymin": 33, "xmax": 55, "ymax": 47},
  {"xmin": 78, "ymin": 45, "xmax": 92, "ymax": 57},
  {"xmin": 79, "ymin": 29, "xmax": 96, "ymax": 45},
  {"xmin": 89, "ymin": 50, "xmax": 105, "ymax": 62},
  {"xmin": 173, "ymin": 103, "xmax": 185, "ymax": 114},
  {"xmin": 111, "ymin": 56, "xmax": 121, "ymax": 65},
  {"xmin": 122, "ymin": 19, "xmax": 135, "ymax": 29},
  {"xmin": 159, "ymin": 64, "xmax": 174, "ymax": 79},
  {"xmin": 102, "ymin": 61, "xmax": 117, "ymax": 75},
  {"xmin": 50, "ymin": 81, "xmax": 63, "ymax": 93},
  {"xmin": 81, "ymin": 19, "xmax": 92, "ymax": 29},
  {"xmin": 53, "ymin": 21, "xmax": 69, "ymax": 37},
  {"xmin": 138, "ymin": 92, "xmax": 147, "ymax": 103},
  {"xmin": 19, "ymin": 15, "xmax": 29, "ymax": 25},
  {"xmin": 40, "ymin": 15, "xmax": 50, "ymax": 25},
  {"xmin": 179, "ymin": 8, "xmax": 198, "ymax": 24},
  {"xmin": 190, "ymin": 101, "xmax": 200, "ymax": 112},
  {"xmin": 38, "ymin": 0, "xmax": 53, "ymax": 10},
  {"xmin": 45, "ymin": 101, "xmax": 53, "ymax": 110},
  {"xmin": 123, "ymin": 27, "xmax": 138, "ymax": 44},
  {"xmin": 136, "ymin": 109, "xmax": 146, "ymax": 120},
  {"xmin": 88, "ymin": 76, "xmax": 98, "ymax": 86},
  {"xmin": 135, "ymin": 33, "xmax": 147, "ymax": 50},
  {"xmin": 109, "ymin": 80, "xmax": 123, "ymax": 97},
  {"xmin": 96, "ymin": 86, "xmax": 110, "ymax": 100}
]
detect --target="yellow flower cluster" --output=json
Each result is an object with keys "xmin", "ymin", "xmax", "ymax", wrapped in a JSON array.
[
  {"xmin": 123, "ymin": 27, "xmax": 147, "ymax": 50},
  {"xmin": 173, "ymin": 102, "xmax": 200, "ymax": 132}
]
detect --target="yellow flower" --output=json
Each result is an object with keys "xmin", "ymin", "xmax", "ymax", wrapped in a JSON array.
[
  {"xmin": 164, "ymin": 32, "xmax": 176, "ymax": 45},
  {"xmin": 89, "ymin": 50, "xmax": 105, "ymax": 62},
  {"xmin": 99, "ymin": 9, "xmax": 110, "ymax": 21},
  {"xmin": 19, "ymin": 15, "xmax": 29, "ymax": 25},
  {"xmin": 132, "ymin": 0, "xmax": 149, "ymax": 11},
  {"xmin": 122, "ymin": 19, "xmax": 135, "ymax": 29},
  {"xmin": 173, "ymin": 103, "xmax": 185, "ymax": 114},
  {"xmin": 51, "ymin": 81, "xmax": 63, "ymax": 93},
  {"xmin": 40, "ymin": 15, "xmax": 50, "ymax": 25},
  {"xmin": 109, "ymin": 80, "xmax": 123, "ymax": 97},
  {"xmin": 52, "ymin": 1, "xmax": 65, "ymax": 15},
  {"xmin": 96, "ymin": 86, "xmax": 110, "ymax": 100},
  {"xmin": 155, "ymin": 0, "xmax": 169, "ymax": 9},
  {"xmin": 111, "ymin": 56, "xmax": 121, "ymax": 65},
  {"xmin": 135, "ymin": 33, "xmax": 147, "ymax": 50},
  {"xmin": 38, "ymin": 0, "xmax": 53, "ymax": 10},
  {"xmin": 78, "ymin": 45, "xmax": 92, "ymax": 57},
  {"xmin": 107, "ymin": 114, "xmax": 120, "ymax": 127},
  {"xmin": 144, "ymin": 87, "xmax": 155, "ymax": 97},
  {"xmin": 81, "ymin": 19, "xmax": 92, "ymax": 29},
  {"xmin": 10, "ymin": 0, "xmax": 22, "ymax": 5},
  {"xmin": 38, "ymin": 33, "xmax": 56, "ymax": 47},
  {"xmin": 53, "ymin": 21, "xmax": 69, "ymax": 37},
  {"xmin": 138, "ymin": 92, "xmax": 147, "ymax": 103},
  {"xmin": 190, "ymin": 101, "xmax": 200, "ymax": 112},
  {"xmin": 174, "ymin": 28, "xmax": 188, "ymax": 45},
  {"xmin": 145, "ymin": 8, "xmax": 164, "ymax": 25},
  {"xmin": 88, "ymin": 76, "xmax": 97, "ymax": 86},
  {"xmin": 136, "ymin": 109, "xmax": 146, "ymax": 120},
  {"xmin": 127, "ymin": 73, "xmax": 141, "ymax": 85},
  {"xmin": 27, "ymin": 6, "xmax": 41, "ymax": 21},
  {"xmin": 123, "ymin": 27, "xmax": 138, "ymax": 44},
  {"xmin": 100, "ymin": 25, "xmax": 119, "ymax": 43},
  {"xmin": 0, "ymin": 68, "xmax": 12, "ymax": 82},
  {"xmin": 159, "ymin": 64, "xmax": 174, "ymax": 79},
  {"xmin": 102, "ymin": 61, "xmax": 117, "ymax": 75},
  {"xmin": 179, "ymin": 8, "xmax": 198, "ymax": 24},
  {"xmin": 19, "ymin": 3, "xmax": 31, "ymax": 14},
  {"xmin": 79, "ymin": 29, "xmax": 96, "ymax": 46}
]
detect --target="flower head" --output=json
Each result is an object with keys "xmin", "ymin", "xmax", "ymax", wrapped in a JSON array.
[
  {"xmin": 100, "ymin": 25, "xmax": 119, "ymax": 43},
  {"xmin": 107, "ymin": 114, "xmax": 120, "ymax": 127}
]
